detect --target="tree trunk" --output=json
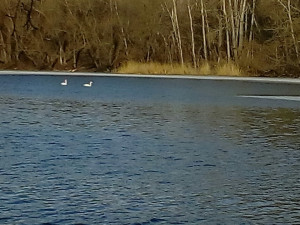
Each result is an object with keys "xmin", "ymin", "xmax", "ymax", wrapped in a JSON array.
[
  {"xmin": 0, "ymin": 30, "xmax": 8, "ymax": 63},
  {"xmin": 238, "ymin": 0, "xmax": 247, "ymax": 53},
  {"xmin": 222, "ymin": 0, "xmax": 231, "ymax": 61},
  {"xmin": 172, "ymin": 0, "xmax": 184, "ymax": 65},
  {"xmin": 228, "ymin": 0, "xmax": 238, "ymax": 59},
  {"xmin": 277, "ymin": 0, "xmax": 299, "ymax": 60},
  {"xmin": 187, "ymin": 1, "xmax": 196, "ymax": 68},
  {"xmin": 200, "ymin": 0, "xmax": 208, "ymax": 61},
  {"xmin": 248, "ymin": 0, "xmax": 256, "ymax": 59},
  {"xmin": 114, "ymin": 0, "xmax": 129, "ymax": 57}
]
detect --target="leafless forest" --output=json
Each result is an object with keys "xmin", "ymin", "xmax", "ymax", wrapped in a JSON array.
[{"xmin": 0, "ymin": 0, "xmax": 300, "ymax": 77}]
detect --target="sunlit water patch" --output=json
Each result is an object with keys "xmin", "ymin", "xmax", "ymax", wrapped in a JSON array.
[{"xmin": 240, "ymin": 95, "xmax": 300, "ymax": 101}]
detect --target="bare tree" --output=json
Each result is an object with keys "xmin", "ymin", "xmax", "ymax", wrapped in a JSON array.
[
  {"xmin": 200, "ymin": 0, "xmax": 208, "ymax": 61},
  {"xmin": 277, "ymin": 0, "xmax": 299, "ymax": 60},
  {"xmin": 187, "ymin": 0, "xmax": 197, "ymax": 67}
]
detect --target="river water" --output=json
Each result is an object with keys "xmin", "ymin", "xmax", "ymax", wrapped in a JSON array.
[{"xmin": 0, "ymin": 74, "xmax": 300, "ymax": 224}]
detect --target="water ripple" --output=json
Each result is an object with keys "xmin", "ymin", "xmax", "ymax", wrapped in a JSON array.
[{"xmin": 0, "ymin": 78, "xmax": 299, "ymax": 224}]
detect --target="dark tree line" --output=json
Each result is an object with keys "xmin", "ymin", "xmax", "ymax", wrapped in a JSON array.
[{"xmin": 0, "ymin": 0, "xmax": 300, "ymax": 77}]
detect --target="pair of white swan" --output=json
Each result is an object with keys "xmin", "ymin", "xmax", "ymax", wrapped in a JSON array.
[{"xmin": 61, "ymin": 79, "xmax": 93, "ymax": 87}]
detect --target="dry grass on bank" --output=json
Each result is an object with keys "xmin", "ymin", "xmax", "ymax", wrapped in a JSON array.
[
  {"xmin": 115, "ymin": 61, "xmax": 244, "ymax": 76},
  {"xmin": 215, "ymin": 62, "xmax": 243, "ymax": 76},
  {"xmin": 115, "ymin": 61, "xmax": 199, "ymax": 75}
]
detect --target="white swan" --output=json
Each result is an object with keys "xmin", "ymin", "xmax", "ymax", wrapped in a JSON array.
[
  {"xmin": 83, "ymin": 81, "xmax": 93, "ymax": 87},
  {"xmin": 61, "ymin": 79, "xmax": 67, "ymax": 86}
]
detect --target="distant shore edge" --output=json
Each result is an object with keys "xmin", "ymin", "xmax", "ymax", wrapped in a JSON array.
[{"xmin": 1, "ymin": 70, "xmax": 300, "ymax": 84}]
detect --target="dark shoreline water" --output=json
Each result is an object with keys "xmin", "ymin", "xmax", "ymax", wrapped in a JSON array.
[{"xmin": 0, "ymin": 75, "xmax": 300, "ymax": 224}]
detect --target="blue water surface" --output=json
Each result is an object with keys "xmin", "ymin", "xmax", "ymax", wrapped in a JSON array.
[{"xmin": 0, "ymin": 74, "xmax": 300, "ymax": 225}]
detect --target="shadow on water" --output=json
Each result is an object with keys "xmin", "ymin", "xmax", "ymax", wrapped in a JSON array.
[{"xmin": 0, "ymin": 75, "xmax": 300, "ymax": 224}]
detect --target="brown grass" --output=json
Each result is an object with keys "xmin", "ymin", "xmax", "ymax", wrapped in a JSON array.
[
  {"xmin": 115, "ymin": 61, "xmax": 199, "ymax": 75},
  {"xmin": 215, "ymin": 62, "xmax": 243, "ymax": 76},
  {"xmin": 115, "ymin": 61, "xmax": 244, "ymax": 76},
  {"xmin": 198, "ymin": 62, "xmax": 212, "ymax": 75}
]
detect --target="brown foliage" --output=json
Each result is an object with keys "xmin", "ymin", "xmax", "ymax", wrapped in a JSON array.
[{"xmin": 0, "ymin": 0, "xmax": 299, "ymax": 77}]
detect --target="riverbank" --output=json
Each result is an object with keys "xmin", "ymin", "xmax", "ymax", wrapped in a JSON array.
[
  {"xmin": 1, "ymin": 1, "xmax": 300, "ymax": 80},
  {"xmin": 2, "ymin": 59, "xmax": 300, "ymax": 78},
  {"xmin": 1, "ymin": 70, "xmax": 300, "ymax": 84}
]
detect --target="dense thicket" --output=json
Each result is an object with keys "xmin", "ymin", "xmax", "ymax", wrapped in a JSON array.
[{"xmin": 0, "ymin": 0, "xmax": 300, "ymax": 76}]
